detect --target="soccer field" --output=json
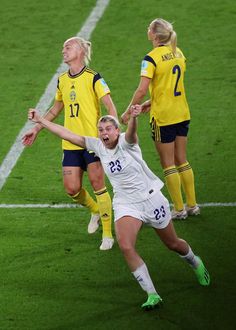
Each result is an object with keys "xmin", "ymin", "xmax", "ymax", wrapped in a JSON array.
[{"xmin": 0, "ymin": 0, "xmax": 236, "ymax": 329}]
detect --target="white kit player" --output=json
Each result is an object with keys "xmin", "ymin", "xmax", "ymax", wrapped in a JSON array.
[{"xmin": 26, "ymin": 106, "xmax": 210, "ymax": 311}]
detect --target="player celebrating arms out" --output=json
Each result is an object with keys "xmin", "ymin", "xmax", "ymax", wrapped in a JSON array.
[
  {"xmin": 23, "ymin": 37, "xmax": 117, "ymax": 250},
  {"xmin": 121, "ymin": 18, "xmax": 200, "ymax": 220},
  {"xmin": 26, "ymin": 106, "xmax": 210, "ymax": 311}
]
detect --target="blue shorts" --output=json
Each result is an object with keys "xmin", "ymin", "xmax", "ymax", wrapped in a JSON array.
[
  {"xmin": 150, "ymin": 118, "xmax": 190, "ymax": 143},
  {"xmin": 62, "ymin": 149, "xmax": 100, "ymax": 171}
]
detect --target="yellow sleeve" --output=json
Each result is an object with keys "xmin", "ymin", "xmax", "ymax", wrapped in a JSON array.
[
  {"xmin": 140, "ymin": 55, "xmax": 156, "ymax": 78},
  {"xmin": 55, "ymin": 79, "xmax": 62, "ymax": 101},
  {"xmin": 94, "ymin": 74, "xmax": 110, "ymax": 99}
]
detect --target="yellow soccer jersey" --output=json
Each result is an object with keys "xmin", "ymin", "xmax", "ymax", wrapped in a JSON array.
[
  {"xmin": 141, "ymin": 45, "xmax": 190, "ymax": 126},
  {"xmin": 55, "ymin": 66, "xmax": 110, "ymax": 150}
]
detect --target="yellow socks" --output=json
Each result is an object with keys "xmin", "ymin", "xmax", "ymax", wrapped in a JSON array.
[
  {"xmin": 177, "ymin": 162, "xmax": 197, "ymax": 207},
  {"xmin": 71, "ymin": 188, "xmax": 99, "ymax": 214},
  {"xmin": 164, "ymin": 166, "xmax": 184, "ymax": 211},
  {"xmin": 70, "ymin": 187, "xmax": 113, "ymax": 238},
  {"xmin": 94, "ymin": 187, "xmax": 113, "ymax": 238}
]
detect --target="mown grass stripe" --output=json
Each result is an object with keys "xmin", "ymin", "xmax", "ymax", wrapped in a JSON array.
[
  {"xmin": 0, "ymin": 0, "xmax": 110, "ymax": 191},
  {"xmin": 0, "ymin": 202, "xmax": 235, "ymax": 209}
]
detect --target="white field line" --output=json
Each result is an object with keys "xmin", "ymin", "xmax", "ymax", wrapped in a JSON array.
[
  {"xmin": 0, "ymin": 204, "xmax": 82, "ymax": 209},
  {"xmin": 0, "ymin": 0, "xmax": 110, "ymax": 191},
  {"xmin": 0, "ymin": 202, "xmax": 235, "ymax": 209}
]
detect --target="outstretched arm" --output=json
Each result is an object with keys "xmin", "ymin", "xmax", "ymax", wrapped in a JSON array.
[
  {"xmin": 125, "ymin": 105, "xmax": 142, "ymax": 144},
  {"xmin": 121, "ymin": 76, "xmax": 150, "ymax": 124},
  {"xmin": 25, "ymin": 109, "xmax": 86, "ymax": 148},
  {"xmin": 101, "ymin": 94, "xmax": 118, "ymax": 118},
  {"xmin": 22, "ymin": 101, "xmax": 64, "ymax": 146}
]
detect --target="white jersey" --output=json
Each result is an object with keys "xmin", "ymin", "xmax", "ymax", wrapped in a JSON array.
[{"xmin": 85, "ymin": 133, "xmax": 163, "ymax": 206}]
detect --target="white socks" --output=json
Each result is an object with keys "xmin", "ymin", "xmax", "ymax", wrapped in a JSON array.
[
  {"xmin": 132, "ymin": 248, "xmax": 199, "ymax": 296},
  {"xmin": 179, "ymin": 246, "xmax": 200, "ymax": 268},
  {"xmin": 132, "ymin": 263, "xmax": 157, "ymax": 294}
]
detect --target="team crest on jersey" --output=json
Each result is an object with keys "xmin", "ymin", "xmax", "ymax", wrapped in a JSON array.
[{"xmin": 70, "ymin": 90, "xmax": 76, "ymax": 101}]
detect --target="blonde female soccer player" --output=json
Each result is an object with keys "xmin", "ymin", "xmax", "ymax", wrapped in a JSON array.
[
  {"xmin": 25, "ymin": 106, "xmax": 210, "ymax": 311},
  {"xmin": 121, "ymin": 18, "xmax": 199, "ymax": 220},
  {"xmin": 23, "ymin": 37, "xmax": 117, "ymax": 250}
]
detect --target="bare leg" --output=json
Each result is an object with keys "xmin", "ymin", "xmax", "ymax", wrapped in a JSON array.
[
  {"xmin": 115, "ymin": 216, "xmax": 143, "ymax": 271},
  {"xmin": 115, "ymin": 216, "xmax": 159, "ymax": 298},
  {"xmin": 155, "ymin": 220, "xmax": 202, "ymax": 270},
  {"xmin": 174, "ymin": 136, "xmax": 187, "ymax": 166},
  {"xmin": 87, "ymin": 161, "xmax": 106, "ymax": 191},
  {"xmin": 63, "ymin": 166, "xmax": 83, "ymax": 195},
  {"xmin": 155, "ymin": 220, "xmax": 189, "ymax": 255},
  {"xmin": 155, "ymin": 219, "xmax": 210, "ymax": 286},
  {"xmin": 63, "ymin": 166, "xmax": 100, "ymax": 231}
]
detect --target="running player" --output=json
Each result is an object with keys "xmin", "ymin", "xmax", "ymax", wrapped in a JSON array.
[{"xmin": 26, "ymin": 106, "xmax": 210, "ymax": 311}]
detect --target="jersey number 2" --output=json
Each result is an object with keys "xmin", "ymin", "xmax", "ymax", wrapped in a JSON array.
[{"xmin": 172, "ymin": 65, "xmax": 181, "ymax": 96}]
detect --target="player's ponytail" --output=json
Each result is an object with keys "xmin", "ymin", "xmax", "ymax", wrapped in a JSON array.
[
  {"xmin": 169, "ymin": 30, "xmax": 178, "ymax": 57},
  {"xmin": 150, "ymin": 18, "xmax": 179, "ymax": 57},
  {"xmin": 75, "ymin": 37, "xmax": 91, "ymax": 65},
  {"xmin": 82, "ymin": 40, "xmax": 92, "ymax": 65}
]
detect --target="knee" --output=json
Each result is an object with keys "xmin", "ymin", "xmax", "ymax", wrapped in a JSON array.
[
  {"xmin": 165, "ymin": 239, "xmax": 180, "ymax": 252},
  {"xmin": 175, "ymin": 157, "xmax": 187, "ymax": 167},
  {"xmin": 64, "ymin": 183, "xmax": 82, "ymax": 196},
  {"xmin": 90, "ymin": 176, "xmax": 105, "ymax": 191},
  {"xmin": 117, "ymin": 239, "xmax": 134, "ymax": 256},
  {"xmin": 88, "ymin": 167, "xmax": 105, "ymax": 191}
]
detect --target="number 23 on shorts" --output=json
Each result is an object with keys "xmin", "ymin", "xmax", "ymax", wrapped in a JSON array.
[{"xmin": 154, "ymin": 205, "xmax": 166, "ymax": 220}]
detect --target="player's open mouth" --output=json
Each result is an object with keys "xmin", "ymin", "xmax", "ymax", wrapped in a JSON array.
[{"xmin": 103, "ymin": 137, "xmax": 109, "ymax": 142}]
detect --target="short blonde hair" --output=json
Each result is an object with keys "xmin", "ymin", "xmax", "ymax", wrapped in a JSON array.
[
  {"xmin": 150, "ymin": 18, "xmax": 179, "ymax": 57},
  {"xmin": 65, "ymin": 36, "xmax": 92, "ymax": 65},
  {"xmin": 98, "ymin": 115, "xmax": 120, "ymax": 129}
]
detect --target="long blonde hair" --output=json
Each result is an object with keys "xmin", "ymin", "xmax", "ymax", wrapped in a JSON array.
[
  {"xmin": 150, "ymin": 18, "xmax": 178, "ymax": 57},
  {"xmin": 65, "ymin": 36, "xmax": 92, "ymax": 65}
]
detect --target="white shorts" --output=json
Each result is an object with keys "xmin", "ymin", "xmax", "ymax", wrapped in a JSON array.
[{"xmin": 113, "ymin": 191, "xmax": 171, "ymax": 229}]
